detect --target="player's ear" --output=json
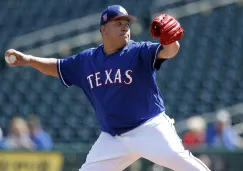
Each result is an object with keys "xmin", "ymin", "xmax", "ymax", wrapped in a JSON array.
[{"xmin": 100, "ymin": 25, "xmax": 107, "ymax": 35}]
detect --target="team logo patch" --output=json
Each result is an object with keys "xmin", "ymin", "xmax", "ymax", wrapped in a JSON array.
[{"xmin": 103, "ymin": 14, "xmax": 107, "ymax": 21}]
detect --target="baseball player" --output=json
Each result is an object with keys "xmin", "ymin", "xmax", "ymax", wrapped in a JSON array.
[{"xmin": 5, "ymin": 5, "xmax": 210, "ymax": 171}]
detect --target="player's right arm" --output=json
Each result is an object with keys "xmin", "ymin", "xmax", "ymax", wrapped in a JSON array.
[
  {"xmin": 5, "ymin": 49, "xmax": 58, "ymax": 77},
  {"xmin": 5, "ymin": 48, "xmax": 85, "ymax": 88}
]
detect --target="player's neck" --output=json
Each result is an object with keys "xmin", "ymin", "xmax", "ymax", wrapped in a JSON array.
[
  {"xmin": 103, "ymin": 45, "xmax": 120, "ymax": 55},
  {"xmin": 103, "ymin": 41, "xmax": 124, "ymax": 55}
]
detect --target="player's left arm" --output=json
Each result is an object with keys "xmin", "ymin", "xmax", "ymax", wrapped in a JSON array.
[
  {"xmin": 157, "ymin": 41, "xmax": 180, "ymax": 59},
  {"xmin": 150, "ymin": 13, "xmax": 184, "ymax": 60}
]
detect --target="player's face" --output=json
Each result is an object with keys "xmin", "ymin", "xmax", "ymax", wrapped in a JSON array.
[{"xmin": 105, "ymin": 18, "xmax": 131, "ymax": 46}]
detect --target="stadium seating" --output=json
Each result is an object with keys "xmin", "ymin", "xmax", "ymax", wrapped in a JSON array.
[{"xmin": 1, "ymin": 0, "xmax": 243, "ymax": 143}]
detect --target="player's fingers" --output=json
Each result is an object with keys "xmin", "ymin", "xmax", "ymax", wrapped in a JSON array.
[
  {"xmin": 5, "ymin": 60, "xmax": 17, "ymax": 66},
  {"xmin": 8, "ymin": 63, "xmax": 17, "ymax": 67},
  {"xmin": 5, "ymin": 51, "xmax": 10, "ymax": 57},
  {"xmin": 5, "ymin": 49, "xmax": 15, "ymax": 57}
]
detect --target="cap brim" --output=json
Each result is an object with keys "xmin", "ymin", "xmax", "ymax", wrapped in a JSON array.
[{"xmin": 111, "ymin": 15, "xmax": 137, "ymax": 23}]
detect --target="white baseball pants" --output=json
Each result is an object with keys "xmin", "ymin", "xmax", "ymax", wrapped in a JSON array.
[{"xmin": 79, "ymin": 112, "xmax": 211, "ymax": 171}]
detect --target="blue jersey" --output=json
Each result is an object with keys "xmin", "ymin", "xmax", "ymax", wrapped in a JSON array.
[{"xmin": 57, "ymin": 40, "xmax": 166, "ymax": 136}]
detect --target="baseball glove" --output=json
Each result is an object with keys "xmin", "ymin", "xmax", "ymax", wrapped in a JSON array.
[{"xmin": 150, "ymin": 13, "xmax": 184, "ymax": 45}]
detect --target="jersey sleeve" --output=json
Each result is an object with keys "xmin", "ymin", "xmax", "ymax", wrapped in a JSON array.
[
  {"xmin": 139, "ymin": 42, "xmax": 166, "ymax": 71},
  {"xmin": 57, "ymin": 53, "xmax": 84, "ymax": 88}
]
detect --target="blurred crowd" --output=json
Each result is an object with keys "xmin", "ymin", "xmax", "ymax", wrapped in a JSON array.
[
  {"xmin": 0, "ymin": 115, "xmax": 52, "ymax": 151},
  {"xmin": 183, "ymin": 109, "xmax": 243, "ymax": 151},
  {"xmin": 181, "ymin": 109, "xmax": 243, "ymax": 171},
  {"xmin": 0, "ymin": 110, "xmax": 242, "ymax": 153}
]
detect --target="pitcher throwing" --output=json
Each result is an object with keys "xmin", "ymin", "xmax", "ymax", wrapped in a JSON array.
[{"xmin": 5, "ymin": 5, "xmax": 210, "ymax": 171}]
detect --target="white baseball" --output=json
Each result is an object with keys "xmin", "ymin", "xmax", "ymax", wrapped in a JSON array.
[
  {"xmin": 9, "ymin": 55, "xmax": 17, "ymax": 63},
  {"xmin": 5, "ymin": 55, "xmax": 10, "ymax": 64},
  {"xmin": 5, "ymin": 55, "xmax": 17, "ymax": 64}
]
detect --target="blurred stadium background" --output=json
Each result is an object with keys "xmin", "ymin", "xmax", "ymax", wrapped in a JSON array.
[{"xmin": 1, "ymin": 0, "xmax": 243, "ymax": 170}]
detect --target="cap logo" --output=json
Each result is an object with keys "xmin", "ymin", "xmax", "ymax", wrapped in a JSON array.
[
  {"xmin": 103, "ymin": 14, "xmax": 107, "ymax": 21},
  {"xmin": 118, "ymin": 6, "xmax": 128, "ymax": 15}
]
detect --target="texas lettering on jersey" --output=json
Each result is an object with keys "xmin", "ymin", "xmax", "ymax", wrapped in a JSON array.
[{"xmin": 87, "ymin": 69, "xmax": 132, "ymax": 89}]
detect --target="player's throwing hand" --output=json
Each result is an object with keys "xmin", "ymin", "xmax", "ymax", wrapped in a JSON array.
[{"xmin": 5, "ymin": 49, "xmax": 30, "ymax": 66}]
